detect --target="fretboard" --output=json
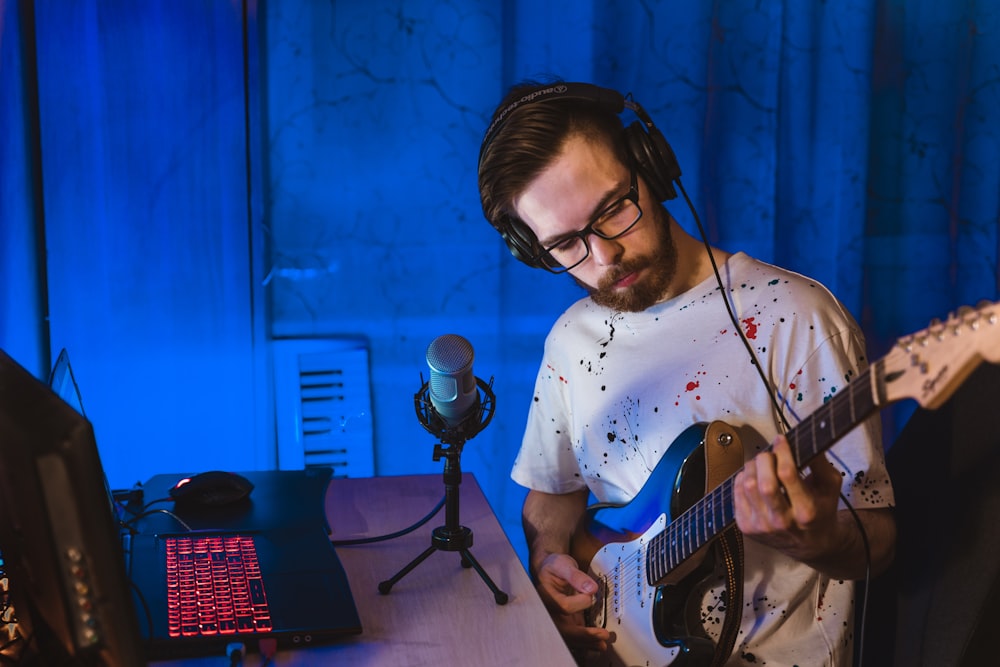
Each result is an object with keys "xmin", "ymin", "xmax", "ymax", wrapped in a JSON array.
[{"xmin": 645, "ymin": 363, "xmax": 883, "ymax": 584}]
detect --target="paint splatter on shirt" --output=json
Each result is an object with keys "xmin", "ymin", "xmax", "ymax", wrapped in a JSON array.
[{"xmin": 512, "ymin": 252, "xmax": 893, "ymax": 666}]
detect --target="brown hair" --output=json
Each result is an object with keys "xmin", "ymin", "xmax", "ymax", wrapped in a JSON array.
[{"xmin": 477, "ymin": 81, "xmax": 631, "ymax": 238}]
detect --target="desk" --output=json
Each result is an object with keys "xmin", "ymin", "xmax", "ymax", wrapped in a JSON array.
[{"xmin": 151, "ymin": 473, "xmax": 575, "ymax": 666}]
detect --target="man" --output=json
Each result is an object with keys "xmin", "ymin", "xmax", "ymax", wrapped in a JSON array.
[{"xmin": 477, "ymin": 81, "xmax": 896, "ymax": 666}]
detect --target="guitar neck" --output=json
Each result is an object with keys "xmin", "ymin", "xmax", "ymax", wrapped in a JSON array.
[
  {"xmin": 646, "ymin": 363, "xmax": 884, "ymax": 583},
  {"xmin": 787, "ymin": 362, "xmax": 883, "ymax": 466}
]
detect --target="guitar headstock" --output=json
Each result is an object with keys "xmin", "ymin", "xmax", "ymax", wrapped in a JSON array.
[{"xmin": 880, "ymin": 300, "xmax": 1000, "ymax": 409}]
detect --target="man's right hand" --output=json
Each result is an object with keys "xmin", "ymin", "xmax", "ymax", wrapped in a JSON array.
[{"xmin": 535, "ymin": 552, "xmax": 614, "ymax": 653}]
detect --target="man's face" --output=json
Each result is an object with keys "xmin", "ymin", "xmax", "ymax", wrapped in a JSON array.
[{"xmin": 512, "ymin": 135, "xmax": 677, "ymax": 312}]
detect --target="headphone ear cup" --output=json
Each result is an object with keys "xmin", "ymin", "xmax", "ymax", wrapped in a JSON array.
[
  {"xmin": 497, "ymin": 216, "xmax": 543, "ymax": 268},
  {"xmin": 624, "ymin": 121, "xmax": 680, "ymax": 202}
]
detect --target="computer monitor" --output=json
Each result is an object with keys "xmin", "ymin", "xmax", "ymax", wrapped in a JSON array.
[{"xmin": 0, "ymin": 349, "xmax": 146, "ymax": 666}]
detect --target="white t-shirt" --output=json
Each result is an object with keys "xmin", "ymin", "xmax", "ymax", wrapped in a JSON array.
[{"xmin": 512, "ymin": 252, "xmax": 894, "ymax": 666}]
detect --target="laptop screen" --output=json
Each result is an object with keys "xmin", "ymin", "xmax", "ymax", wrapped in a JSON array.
[
  {"xmin": 48, "ymin": 348, "xmax": 86, "ymax": 415},
  {"xmin": 0, "ymin": 348, "xmax": 148, "ymax": 666},
  {"xmin": 7, "ymin": 348, "xmax": 361, "ymax": 662}
]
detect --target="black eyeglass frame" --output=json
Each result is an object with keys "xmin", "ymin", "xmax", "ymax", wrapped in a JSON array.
[{"xmin": 534, "ymin": 165, "xmax": 643, "ymax": 274}]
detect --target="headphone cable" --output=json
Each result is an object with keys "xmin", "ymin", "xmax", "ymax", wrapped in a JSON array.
[
  {"xmin": 330, "ymin": 495, "xmax": 446, "ymax": 546},
  {"xmin": 674, "ymin": 177, "xmax": 874, "ymax": 663},
  {"xmin": 675, "ymin": 178, "xmax": 790, "ymax": 433}
]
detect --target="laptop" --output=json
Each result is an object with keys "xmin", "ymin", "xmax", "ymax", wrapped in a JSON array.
[{"xmin": 47, "ymin": 349, "xmax": 363, "ymax": 660}]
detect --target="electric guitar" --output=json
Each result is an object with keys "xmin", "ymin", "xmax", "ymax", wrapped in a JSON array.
[{"xmin": 578, "ymin": 301, "xmax": 1000, "ymax": 667}]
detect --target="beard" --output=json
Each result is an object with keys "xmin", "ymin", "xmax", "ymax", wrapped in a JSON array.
[{"xmin": 584, "ymin": 207, "xmax": 678, "ymax": 312}]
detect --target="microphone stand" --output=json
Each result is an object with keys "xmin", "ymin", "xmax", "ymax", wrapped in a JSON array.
[{"xmin": 377, "ymin": 377, "xmax": 509, "ymax": 605}]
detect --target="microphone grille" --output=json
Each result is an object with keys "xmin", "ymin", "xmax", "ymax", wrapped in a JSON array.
[{"xmin": 426, "ymin": 334, "xmax": 474, "ymax": 374}]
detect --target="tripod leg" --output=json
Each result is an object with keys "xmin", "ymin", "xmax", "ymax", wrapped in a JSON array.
[
  {"xmin": 460, "ymin": 549, "xmax": 509, "ymax": 605},
  {"xmin": 378, "ymin": 544, "xmax": 438, "ymax": 594}
]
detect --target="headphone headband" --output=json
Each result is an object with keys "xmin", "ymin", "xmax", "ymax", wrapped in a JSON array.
[
  {"xmin": 479, "ymin": 82, "xmax": 682, "ymax": 271},
  {"xmin": 479, "ymin": 83, "xmax": 626, "ymax": 164}
]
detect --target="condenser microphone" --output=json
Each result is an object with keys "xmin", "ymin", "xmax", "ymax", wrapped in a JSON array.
[{"xmin": 425, "ymin": 334, "xmax": 480, "ymax": 427}]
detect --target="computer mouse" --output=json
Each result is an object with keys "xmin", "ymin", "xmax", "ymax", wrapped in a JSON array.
[{"xmin": 169, "ymin": 470, "xmax": 254, "ymax": 508}]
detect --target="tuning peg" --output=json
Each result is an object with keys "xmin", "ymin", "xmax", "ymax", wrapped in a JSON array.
[{"xmin": 975, "ymin": 300, "xmax": 999, "ymax": 325}]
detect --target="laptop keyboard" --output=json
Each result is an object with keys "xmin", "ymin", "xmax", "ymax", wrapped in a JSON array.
[{"xmin": 165, "ymin": 535, "xmax": 273, "ymax": 637}]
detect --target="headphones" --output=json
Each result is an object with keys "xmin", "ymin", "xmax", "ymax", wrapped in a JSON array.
[{"xmin": 478, "ymin": 82, "xmax": 683, "ymax": 270}]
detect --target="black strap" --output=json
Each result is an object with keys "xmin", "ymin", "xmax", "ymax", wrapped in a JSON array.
[{"xmin": 703, "ymin": 421, "xmax": 745, "ymax": 667}]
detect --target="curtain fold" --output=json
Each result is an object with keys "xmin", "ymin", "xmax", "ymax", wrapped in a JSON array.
[{"xmin": 505, "ymin": 0, "xmax": 999, "ymax": 443}]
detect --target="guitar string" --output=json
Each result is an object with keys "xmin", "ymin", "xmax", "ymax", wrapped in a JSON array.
[
  {"xmin": 606, "ymin": 484, "xmax": 740, "ymax": 617},
  {"xmin": 607, "ymin": 481, "xmax": 739, "ymax": 613},
  {"xmin": 609, "ymin": 364, "xmax": 879, "ymax": 608},
  {"xmin": 601, "ymin": 176, "xmax": 882, "ymax": 648}
]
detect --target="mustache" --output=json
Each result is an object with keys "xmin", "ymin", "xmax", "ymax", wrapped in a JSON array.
[{"xmin": 596, "ymin": 257, "xmax": 651, "ymax": 291}]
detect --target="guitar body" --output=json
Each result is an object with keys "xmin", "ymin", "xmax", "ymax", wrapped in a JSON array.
[
  {"xmin": 570, "ymin": 301, "xmax": 1000, "ymax": 667},
  {"xmin": 584, "ymin": 423, "xmax": 722, "ymax": 667}
]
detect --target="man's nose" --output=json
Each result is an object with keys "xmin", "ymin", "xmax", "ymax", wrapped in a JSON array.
[{"xmin": 588, "ymin": 235, "xmax": 624, "ymax": 266}]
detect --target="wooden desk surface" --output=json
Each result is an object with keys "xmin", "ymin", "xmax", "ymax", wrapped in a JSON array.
[{"xmin": 152, "ymin": 472, "xmax": 575, "ymax": 666}]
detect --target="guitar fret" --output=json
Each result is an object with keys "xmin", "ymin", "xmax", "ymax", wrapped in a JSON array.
[
  {"xmin": 827, "ymin": 398, "xmax": 836, "ymax": 443},
  {"xmin": 693, "ymin": 502, "xmax": 702, "ymax": 548},
  {"xmin": 698, "ymin": 501, "xmax": 706, "ymax": 546},
  {"xmin": 647, "ymin": 536, "xmax": 657, "ymax": 584},
  {"xmin": 661, "ymin": 531, "xmax": 671, "ymax": 578},
  {"xmin": 681, "ymin": 512, "xmax": 694, "ymax": 558},
  {"xmin": 660, "ymin": 530, "xmax": 670, "ymax": 581},
  {"xmin": 809, "ymin": 410, "xmax": 816, "ymax": 462},
  {"xmin": 674, "ymin": 514, "xmax": 687, "ymax": 563},
  {"xmin": 692, "ymin": 504, "xmax": 700, "ymax": 553},
  {"xmin": 663, "ymin": 532, "xmax": 671, "ymax": 577},
  {"xmin": 666, "ymin": 531, "xmax": 674, "ymax": 575},
  {"xmin": 679, "ymin": 514, "xmax": 689, "ymax": 563},
  {"xmin": 789, "ymin": 426, "xmax": 801, "ymax": 467},
  {"xmin": 811, "ymin": 400, "xmax": 830, "ymax": 459},
  {"xmin": 658, "ymin": 534, "xmax": 666, "ymax": 580},
  {"xmin": 722, "ymin": 481, "xmax": 734, "ymax": 525},
  {"xmin": 711, "ymin": 487, "xmax": 723, "ymax": 535},
  {"xmin": 675, "ymin": 517, "xmax": 685, "ymax": 564},
  {"xmin": 647, "ymin": 536, "xmax": 659, "ymax": 584},
  {"xmin": 687, "ymin": 504, "xmax": 697, "ymax": 556},
  {"xmin": 667, "ymin": 524, "xmax": 680, "ymax": 568},
  {"xmin": 657, "ymin": 531, "xmax": 663, "ymax": 571},
  {"xmin": 849, "ymin": 380, "xmax": 857, "ymax": 425}
]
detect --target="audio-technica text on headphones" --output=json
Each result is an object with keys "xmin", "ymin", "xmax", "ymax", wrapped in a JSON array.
[{"xmin": 478, "ymin": 82, "xmax": 682, "ymax": 270}]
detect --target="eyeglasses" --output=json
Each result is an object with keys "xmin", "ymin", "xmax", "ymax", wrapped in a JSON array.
[{"xmin": 536, "ymin": 165, "xmax": 643, "ymax": 274}]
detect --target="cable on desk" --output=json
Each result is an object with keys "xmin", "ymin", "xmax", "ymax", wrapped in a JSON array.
[
  {"xmin": 329, "ymin": 494, "xmax": 446, "ymax": 546},
  {"xmin": 122, "ymin": 505, "xmax": 194, "ymax": 533},
  {"xmin": 120, "ymin": 494, "xmax": 194, "ymax": 533}
]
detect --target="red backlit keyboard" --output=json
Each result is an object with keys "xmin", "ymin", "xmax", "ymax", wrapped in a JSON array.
[{"xmin": 165, "ymin": 535, "xmax": 273, "ymax": 638}]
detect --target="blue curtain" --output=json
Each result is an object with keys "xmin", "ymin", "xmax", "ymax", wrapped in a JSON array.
[
  {"xmin": 0, "ymin": 0, "xmax": 48, "ymax": 374},
  {"xmin": 497, "ymin": 0, "xmax": 1000, "ymax": 438},
  {"xmin": 2, "ymin": 0, "xmax": 997, "ymax": 560},
  {"xmin": 261, "ymin": 0, "xmax": 999, "ymax": 543}
]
